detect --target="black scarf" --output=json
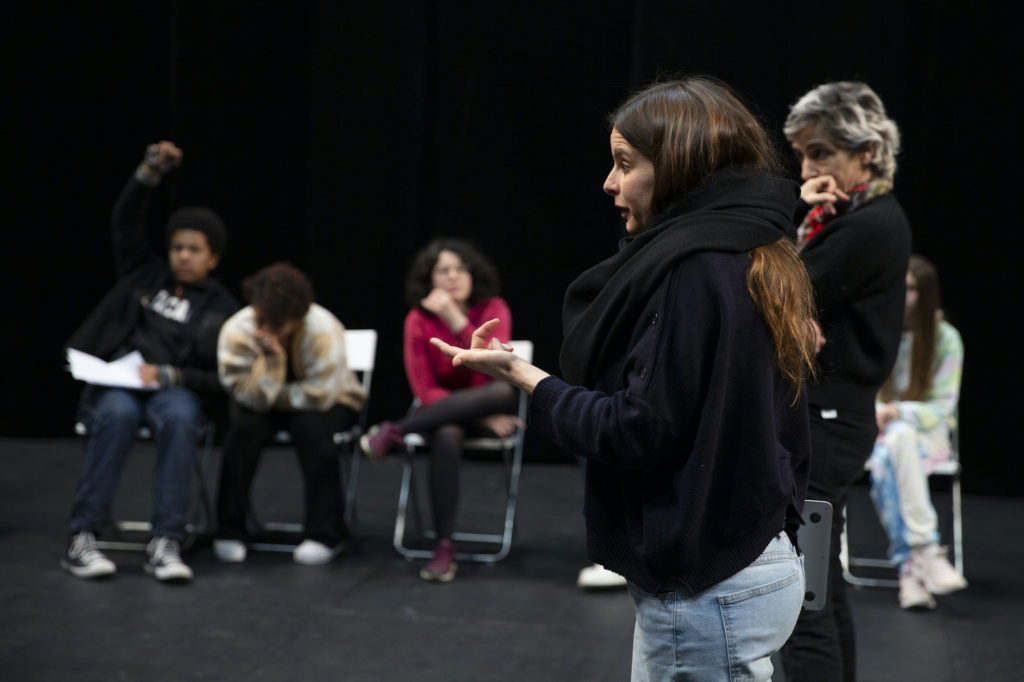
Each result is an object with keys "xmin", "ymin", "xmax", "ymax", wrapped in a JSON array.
[{"xmin": 560, "ymin": 167, "xmax": 799, "ymax": 388}]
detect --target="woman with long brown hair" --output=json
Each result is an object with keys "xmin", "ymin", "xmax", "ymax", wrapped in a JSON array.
[
  {"xmin": 870, "ymin": 254, "xmax": 966, "ymax": 609},
  {"xmin": 432, "ymin": 77, "xmax": 817, "ymax": 680}
]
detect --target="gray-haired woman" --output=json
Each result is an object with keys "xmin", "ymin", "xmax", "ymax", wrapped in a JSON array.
[{"xmin": 779, "ymin": 81, "xmax": 912, "ymax": 682}]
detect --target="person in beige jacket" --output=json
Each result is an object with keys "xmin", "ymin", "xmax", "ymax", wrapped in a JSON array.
[{"xmin": 213, "ymin": 262, "xmax": 366, "ymax": 565}]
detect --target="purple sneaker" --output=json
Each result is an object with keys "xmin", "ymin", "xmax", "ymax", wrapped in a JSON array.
[
  {"xmin": 360, "ymin": 421, "xmax": 406, "ymax": 461},
  {"xmin": 419, "ymin": 539, "xmax": 457, "ymax": 582}
]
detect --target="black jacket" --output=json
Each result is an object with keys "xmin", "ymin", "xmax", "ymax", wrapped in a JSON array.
[
  {"xmin": 798, "ymin": 193, "xmax": 911, "ymax": 413},
  {"xmin": 529, "ymin": 171, "xmax": 811, "ymax": 595},
  {"xmin": 66, "ymin": 176, "xmax": 238, "ymax": 396}
]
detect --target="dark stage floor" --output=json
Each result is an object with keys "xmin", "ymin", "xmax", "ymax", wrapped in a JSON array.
[{"xmin": 1, "ymin": 437, "xmax": 1022, "ymax": 681}]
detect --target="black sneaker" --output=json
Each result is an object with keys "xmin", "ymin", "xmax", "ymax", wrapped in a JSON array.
[
  {"xmin": 61, "ymin": 531, "xmax": 117, "ymax": 579},
  {"xmin": 144, "ymin": 537, "xmax": 193, "ymax": 582}
]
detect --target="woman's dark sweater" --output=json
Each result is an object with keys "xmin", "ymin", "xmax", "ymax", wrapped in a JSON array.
[
  {"xmin": 798, "ymin": 194, "xmax": 912, "ymax": 413},
  {"xmin": 530, "ymin": 253, "xmax": 809, "ymax": 594},
  {"xmin": 527, "ymin": 171, "xmax": 811, "ymax": 595}
]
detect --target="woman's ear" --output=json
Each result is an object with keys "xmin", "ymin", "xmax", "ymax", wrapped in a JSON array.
[{"xmin": 861, "ymin": 142, "xmax": 876, "ymax": 166}]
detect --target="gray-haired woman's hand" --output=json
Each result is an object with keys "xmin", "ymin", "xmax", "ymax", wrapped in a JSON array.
[{"xmin": 800, "ymin": 175, "xmax": 850, "ymax": 216}]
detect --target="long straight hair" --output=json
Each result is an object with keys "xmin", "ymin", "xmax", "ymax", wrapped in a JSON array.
[
  {"xmin": 747, "ymin": 241, "xmax": 818, "ymax": 397},
  {"xmin": 611, "ymin": 77, "xmax": 817, "ymax": 395},
  {"xmin": 879, "ymin": 254, "xmax": 941, "ymax": 401},
  {"xmin": 610, "ymin": 77, "xmax": 781, "ymax": 214}
]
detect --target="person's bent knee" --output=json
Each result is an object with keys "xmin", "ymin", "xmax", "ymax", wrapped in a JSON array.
[
  {"xmin": 90, "ymin": 390, "xmax": 142, "ymax": 430},
  {"xmin": 434, "ymin": 423, "xmax": 465, "ymax": 441},
  {"xmin": 156, "ymin": 407, "xmax": 202, "ymax": 434},
  {"xmin": 490, "ymin": 380, "xmax": 515, "ymax": 401},
  {"xmin": 288, "ymin": 408, "xmax": 333, "ymax": 435},
  {"xmin": 884, "ymin": 420, "xmax": 915, "ymax": 442},
  {"xmin": 884, "ymin": 421, "xmax": 917, "ymax": 458},
  {"xmin": 227, "ymin": 401, "xmax": 266, "ymax": 427},
  {"xmin": 149, "ymin": 389, "xmax": 203, "ymax": 440}
]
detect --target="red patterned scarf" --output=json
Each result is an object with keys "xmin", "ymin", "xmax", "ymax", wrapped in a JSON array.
[{"xmin": 796, "ymin": 180, "xmax": 892, "ymax": 248}]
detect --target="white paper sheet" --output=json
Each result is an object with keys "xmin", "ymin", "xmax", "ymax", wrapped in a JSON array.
[{"xmin": 66, "ymin": 349, "xmax": 159, "ymax": 390}]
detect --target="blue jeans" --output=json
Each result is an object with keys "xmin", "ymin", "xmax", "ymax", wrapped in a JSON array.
[
  {"xmin": 70, "ymin": 386, "xmax": 202, "ymax": 542},
  {"xmin": 629, "ymin": 534, "xmax": 805, "ymax": 682},
  {"xmin": 868, "ymin": 422, "xmax": 941, "ymax": 565}
]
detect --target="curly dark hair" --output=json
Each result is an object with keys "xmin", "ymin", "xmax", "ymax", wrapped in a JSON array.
[
  {"xmin": 165, "ymin": 206, "xmax": 228, "ymax": 255},
  {"xmin": 242, "ymin": 262, "xmax": 314, "ymax": 329},
  {"xmin": 404, "ymin": 238, "xmax": 501, "ymax": 309}
]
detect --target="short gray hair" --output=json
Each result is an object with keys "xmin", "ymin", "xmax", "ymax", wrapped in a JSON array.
[{"xmin": 784, "ymin": 81, "xmax": 901, "ymax": 183}]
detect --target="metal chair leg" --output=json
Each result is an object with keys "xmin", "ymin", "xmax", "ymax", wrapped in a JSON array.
[{"xmin": 393, "ymin": 438, "xmax": 522, "ymax": 564}]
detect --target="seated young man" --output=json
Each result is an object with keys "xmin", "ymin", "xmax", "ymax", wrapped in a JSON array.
[
  {"xmin": 64, "ymin": 141, "xmax": 239, "ymax": 582},
  {"xmin": 214, "ymin": 262, "xmax": 367, "ymax": 565}
]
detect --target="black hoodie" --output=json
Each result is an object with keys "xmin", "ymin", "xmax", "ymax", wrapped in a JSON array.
[
  {"xmin": 66, "ymin": 176, "xmax": 238, "ymax": 396},
  {"xmin": 527, "ymin": 168, "xmax": 811, "ymax": 594}
]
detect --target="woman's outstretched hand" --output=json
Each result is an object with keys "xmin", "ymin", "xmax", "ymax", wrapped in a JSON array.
[{"xmin": 430, "ymin": 318, "xmax": 550, "ymax": 394}]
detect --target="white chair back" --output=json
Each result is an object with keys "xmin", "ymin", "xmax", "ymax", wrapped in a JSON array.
[
  {"xmin": 344, "ymin": 329, "xmax": 377, "ymax": 373},
  {"xmin": 508, "ymin": 339, "xmax": 533, "ymax": 364}
]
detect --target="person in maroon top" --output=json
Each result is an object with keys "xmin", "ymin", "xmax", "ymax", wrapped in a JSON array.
[{"xmin": 361, "ymin": 238, "xmax": 519, "ymax": 582}]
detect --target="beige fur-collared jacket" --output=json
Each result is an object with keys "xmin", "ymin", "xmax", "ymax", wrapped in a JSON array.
[{"xmin": 218, "ymin": 304, "xmax": 366, "ymax": 413}]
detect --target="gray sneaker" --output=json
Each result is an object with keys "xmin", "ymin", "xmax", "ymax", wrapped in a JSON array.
[
  {"xmin": 144, "ymin": 537, "xmax": 193, "ymax": 582},
  {"xmin": 61, "ymin": 531, "xmax": 117, "ymax": 579}
]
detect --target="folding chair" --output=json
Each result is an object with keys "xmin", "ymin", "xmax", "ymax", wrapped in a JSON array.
[
  {"xmin": 249, "ymin": 328, "xmax": 377, "ymax": 553},
  {"xmin": 73, "ymin": 419, "xmax": 217, "ymax": 551},
  {"xmin": 840, "ymin": 419, "xmax": 964, "ymax": 588},
  {"xmin": 393, "ymin": 339, "xmax": 533, "ymax": 565}
]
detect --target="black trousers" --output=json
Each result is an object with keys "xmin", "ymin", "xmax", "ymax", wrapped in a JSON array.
[
  {"xmin": 216, "ymin": 402, "xmax": 357, "ymax": 547},
  {"xmin": 781, "ymin": 406, "xmax": 877, "ymax": 682}
]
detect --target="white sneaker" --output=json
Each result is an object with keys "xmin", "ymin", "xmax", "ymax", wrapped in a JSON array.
[
  {"xmin": 898, "ymin": 571, "xmax": 936, "ymax": 610},
  {"xmin": 577, "ymin": 563, "xmax": 627, "ymax": 589},
  {"xmin": 212, "ymin": 539, "xmax": 247, "ymax": 563},
  {"xmin": 61, "ymin": 531, "xmax": 117, "ymax": 579},
  {"xmin": 293, "ymin": 539, "xmax": 343, "ymax": 565},
  {"xmin": 912, "ymin": 543, "xmax": 967, "ymax": 595},
  {"xmin": 144, "ymin": 537, "xmax": 193, "ymax": 582}
]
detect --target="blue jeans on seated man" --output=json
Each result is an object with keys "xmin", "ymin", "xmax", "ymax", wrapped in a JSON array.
[
  {"xmin": 70, "ymin": 385, "xmax": 202, "ymax": 542},
  {"xmin": 628, "ymin": 533, "xmax": 805, "ymax": 682}
]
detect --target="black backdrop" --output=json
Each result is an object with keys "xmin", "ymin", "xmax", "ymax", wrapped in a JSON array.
[{"xmin": 3, "ymin": 1, "xmax": 1018, "ymax": 495}]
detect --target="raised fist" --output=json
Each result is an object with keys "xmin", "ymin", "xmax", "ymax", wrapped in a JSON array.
[{"xmin": 142, "ymin": 141, "xmax": 183, "ymax": 175}]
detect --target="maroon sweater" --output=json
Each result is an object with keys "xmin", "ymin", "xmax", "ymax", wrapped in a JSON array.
[{"xmin": 403, "ymin": 297, "xmax": 512, "ymax": 406}]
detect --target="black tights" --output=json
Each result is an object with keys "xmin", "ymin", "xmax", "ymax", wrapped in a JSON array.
[{"xmin": 398, "ymin": 382, "xmax": 517, "ymax": 540}]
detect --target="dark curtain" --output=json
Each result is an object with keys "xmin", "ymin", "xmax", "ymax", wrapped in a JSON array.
[{"xmin": 2, "ymin": 0, "xmax": 1018, "ymax": 494}]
